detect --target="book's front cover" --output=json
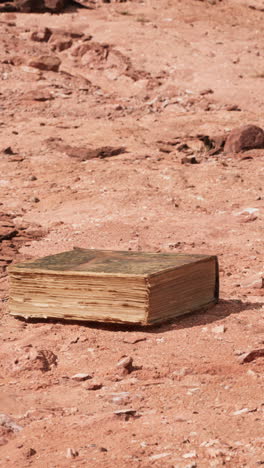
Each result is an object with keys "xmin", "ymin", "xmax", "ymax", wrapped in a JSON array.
[{"xmin": 9, "ymin": 248, "xmax": 213, "ymax": 276}]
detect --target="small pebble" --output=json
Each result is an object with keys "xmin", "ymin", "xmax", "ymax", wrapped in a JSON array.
[
  {"xmin": 66, "ymin": 448, "xmax": 79, "ymax": 459},
  {"xmin": 30, "ymin": 196, "xmax": 40, "ymax": 203},
  {"xmin": 25, "ymin": 448, "xmax": 36, "ymax": 458},
  {"xmin": 226, "ymin": 104, "xmax": 241, "ymax": 111},
  {"xmin": 116, "ymin": 356, "xmax": 133, "ymax": 375},
  {"xmin": 211, "ymin": 325, "xmax": 226, "ymax": 334},
  {"xmin": 114, "ymin": 408, "xmax": 138, "ymax": 420},
  {"xmin": 182, "ymin": 450, "xmax": 197, "ymax": 459},
  {"xmin": 71, "ymin": 373, "xmax": 91, "ymax": 382},
  {"xmin": 3, "ymin": 146, "xmax": 14, "ymax": 155},
  {"xmin": 149, "ymin": 452, "xmax": 171, "ymax": 461},
  {"xmin": 232, "ymin": 408, "xmax": 250, "ymax": 415},
  {"xmin": 181, "ymin": 156, "xmax": 199, "ymax": 165},
  {"xmin": 200, "ymin": 88, "xmax": 214, "ymax": 95},
  {"xmin": 116, "ymin": 356, "xmax": 133, "ymax": 369},
  {"xmin": 83, "ymin": 381, "xmax": 102, "ymax": 390}
]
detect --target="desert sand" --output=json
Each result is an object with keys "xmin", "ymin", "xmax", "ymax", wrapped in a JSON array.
[{"xmin": 0, "ymin": 1, "xmax": 264, "ymax": 466}]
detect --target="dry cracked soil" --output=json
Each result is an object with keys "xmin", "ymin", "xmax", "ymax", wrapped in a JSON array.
[{"xmin": 0, "ymin": 0, "xmax": 264, "ymax": 467}]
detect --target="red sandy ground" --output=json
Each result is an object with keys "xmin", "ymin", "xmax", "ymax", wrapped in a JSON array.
[{"xmin": 0, "ymin": 0, "xmax": 263, "ymax": 466}]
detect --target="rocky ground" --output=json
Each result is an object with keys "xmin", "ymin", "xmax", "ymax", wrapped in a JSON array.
[{"xmin": 0, "ymin": 0, "xmax": 264, "ymax": 466}]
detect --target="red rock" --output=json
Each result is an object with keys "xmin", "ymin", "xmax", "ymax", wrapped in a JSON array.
[
  {"xmin": 116, "ymin": 356, "xmax": 134, "ymax": 375},
  {"xmin": 28, "ymin": 197, "xmax": 39, "ymax": 204},
  {"xmin": 211, "ymin": 325, "xmax": 226, "ymax": 334},
  {"xmin": 50, "ymin": 36, "xmax": 73, "ymax": 52},
  {"xmin": 239, "ymin": 213, "xmax": 258, "ymax": 223},
  {"xmin": 66, "ymin": 145, "xmax": 126, "ymax": 161},
  {"xmin": 181, "ymin": 156, "xmax": 199, "ymax": 164},
  {"xmin": 71, "ymin": 373, "xmax": 91, "ymax": 381},
  {"xmin": 28, "ymin": 55, "xmax": 61, "ymax": 72},
  {"xmin": 123, "ymin": 336, "xmax": 146, "ymax": 344},
  {"xmin": 242, "ymin": 275, "xmax": 263, "ymax": 289},
  {"xmin": 30, "ymin": 28, "xmax": 52, "ymax": 43},
  {"xmin": 113, "ymin": 409, "xmax": 138, "ymax": 421},
  {"xmin": 14, "ymin": 0, "xmax": 67, "ymax": 11},
  {"xmin": 3, "ymin": 146, "xmax": 14, "ymax": 155},
  {"xmin": 83, "ymin": 381, "xmax": 102, "ymax": 390},
  {"xmin": 69, "ymin": 31, "xmax": 86, "ymax": 39},
  {"xmin": 116, "ymin": 356, "xmax": 133, "ymax": 369},
  {"xmin": 226, "ymin": 104, "xmax": 241, "ymax": 111},
  {"xmin": 44, "ymin": 0, "xmax": 66, "ymax": 10},
  {"xmin": 23, "ymin": 89, "xmax": 54, "ymax": 102},
  {"xmin": 0, "ymin": 414, "xmax": 23, "ymax": 433},
  {"xmin": 12, "ymin": 349, "xmax": 57, "ymax": 373},
  {"xmin": 66, "ymin": 448, "xmax": 79, "ymax": 459},
  {"xmin": 25, "ymin": 448, "xmax": 37, "ymax": 458},
  {"xmin": 200, "ymin": 88, "xmax": 214, "ymax": 95},
  {"xmin": 72, "ymin": 41, "xmax": 110, "ymax": 68},
  {"xmin": 238, "ymin": 348, "xmax": 264, "ymax": 364},
  {"xmin": 224, "ymin": 125, "xmax": 264, "ymax": 153}
]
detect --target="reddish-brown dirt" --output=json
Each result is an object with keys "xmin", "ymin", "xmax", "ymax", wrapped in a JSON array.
[{"xmin": 0, "ymin": 1, "xmax": 264, "ymax": 466}]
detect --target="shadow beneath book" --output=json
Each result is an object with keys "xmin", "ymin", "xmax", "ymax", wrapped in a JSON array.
[
  {"xmin": 152, "ymin": 298, "xmax": 263, "ymax": 332},
  {"xmin": 13, "ymin": 298, "xmax": 263, "ymax": 334}
]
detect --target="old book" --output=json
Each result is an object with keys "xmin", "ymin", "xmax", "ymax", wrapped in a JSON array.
[{"xmin": 8, "ymin": 249, "xmax": 219, "ymax": 325}]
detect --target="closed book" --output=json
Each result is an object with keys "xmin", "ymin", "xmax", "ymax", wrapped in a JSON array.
[{"xmin": 8, "ymin": 248, "xmax": 219, "ymax": 325}]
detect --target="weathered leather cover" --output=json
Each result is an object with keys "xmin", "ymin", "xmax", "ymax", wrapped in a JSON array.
[{"xmin": 9, "ymin": 248, "xmax": 214, "ymax": 277}]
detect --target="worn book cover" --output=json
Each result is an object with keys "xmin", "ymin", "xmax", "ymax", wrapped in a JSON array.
[{"xmin": 9, "ymin": 249, "xmax": 219, "ymax": 325}]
